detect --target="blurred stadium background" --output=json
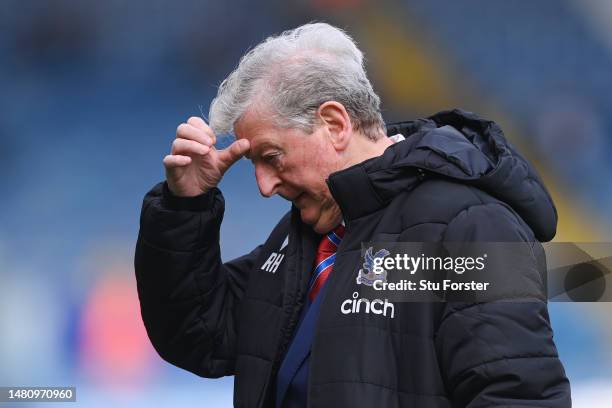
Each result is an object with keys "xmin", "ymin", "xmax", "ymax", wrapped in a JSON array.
[{"xmin": 1, "ymin": 0, "xmax": 611, "ymax": 406}]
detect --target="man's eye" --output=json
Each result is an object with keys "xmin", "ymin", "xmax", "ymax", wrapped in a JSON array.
[{"xmin": 263, "ymin": 153, "xmax": 281, "ymax": 164}]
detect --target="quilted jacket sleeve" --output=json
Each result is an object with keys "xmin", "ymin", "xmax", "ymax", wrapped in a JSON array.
[
  {"xmin": 437, "ymin": 202, "xmax": 571, "ymax": 407},
  {"xmin": 134, "ymin": 182, "xmax": 261, "ymax": 378}
]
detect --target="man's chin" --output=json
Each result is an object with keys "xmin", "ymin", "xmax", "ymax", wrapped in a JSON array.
[
  {"xmin": 301, "ymin": 209, "xmax": 336, "ymax": 234},
  {"xmin": 299, "ymin": 207, "xmax": 318, "ymax": 226}
]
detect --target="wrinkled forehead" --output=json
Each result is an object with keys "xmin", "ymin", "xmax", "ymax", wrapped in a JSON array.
[{"xmin": 233, "ymin": 107, "xmax": 280, "ymax": 159}]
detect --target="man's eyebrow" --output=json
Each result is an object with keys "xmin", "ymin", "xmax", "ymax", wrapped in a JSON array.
[{"xmin": 246, "ymin": 141, "xmax": 277, "ymax": 161}]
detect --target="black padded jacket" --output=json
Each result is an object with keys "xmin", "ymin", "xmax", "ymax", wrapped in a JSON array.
[{"xmin": 135, "ymin": 109, "xmax": 571, "ymax": 407}]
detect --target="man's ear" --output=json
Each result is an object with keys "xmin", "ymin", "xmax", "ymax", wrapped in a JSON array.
[{"xmin": 317, "ymin": 101, "xmax": 352, "ymax": 151}]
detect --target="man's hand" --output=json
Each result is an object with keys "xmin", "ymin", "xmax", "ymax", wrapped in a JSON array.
[{"xmin": 163, "ymin": 117, "xmax": 250, "ymax": 197}]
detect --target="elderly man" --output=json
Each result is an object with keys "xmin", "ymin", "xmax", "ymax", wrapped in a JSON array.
[{"xmin": 135, "ymin": 23, "xmax": 570, "ymax": 407}]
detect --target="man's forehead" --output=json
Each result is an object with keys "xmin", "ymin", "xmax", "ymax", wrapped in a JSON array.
[{"xmin": 235, "ymin": 110, "xmax": 285, "ymax": 156}]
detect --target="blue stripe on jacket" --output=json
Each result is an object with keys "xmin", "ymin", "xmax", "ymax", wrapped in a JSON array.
[{"xmin": 276, "ymin": 282, "xmax": 330, "ymax": 408}]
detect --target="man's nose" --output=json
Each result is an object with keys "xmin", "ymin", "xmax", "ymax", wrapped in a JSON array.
[{"xmin": 255, "ymin": 165, "xmax": 281, "ymax": 197}]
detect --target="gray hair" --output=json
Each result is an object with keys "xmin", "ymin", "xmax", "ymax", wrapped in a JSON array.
[{"xmin": 209, "ymin": 22, "xmax": 385, "ymax": 141}]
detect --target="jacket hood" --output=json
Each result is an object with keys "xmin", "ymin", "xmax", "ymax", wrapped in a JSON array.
[{"xmin": 327, "ymin": 109, "xmax": 557, "ymax": 241}]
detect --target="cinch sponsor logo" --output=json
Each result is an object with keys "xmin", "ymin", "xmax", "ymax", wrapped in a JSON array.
[{"xmin": 340, "ymin": 291, "xmax": 395, "ymax": 319}]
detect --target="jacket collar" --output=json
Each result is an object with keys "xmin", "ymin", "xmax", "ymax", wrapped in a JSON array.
[{"xmin": 325, "ymin": 109, "xmax": 558, "ymax": 241}]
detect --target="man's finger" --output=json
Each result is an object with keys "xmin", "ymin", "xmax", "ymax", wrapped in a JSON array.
[
  {"xmin": 171, "ymin": 138, "xmax": 211, "ymax": 156},
  {"xmin": 218, "ymin": 139, "xmax": 250, "ymax": 170},
  {"xmin": 177, "ymin": 123, "xmax": 214, "ymax": 147},
  {"xmin": 186, "ymin": 117, "xmax": 217, "ymax": 145},
  {"xmin": 163, "ymin": 154, "xmax": 192, "ymax": 168}
]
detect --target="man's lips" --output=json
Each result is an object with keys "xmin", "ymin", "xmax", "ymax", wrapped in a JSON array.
[{"xmin": 278, "ymin": 192, "xmax": 305, "ymax": 205}]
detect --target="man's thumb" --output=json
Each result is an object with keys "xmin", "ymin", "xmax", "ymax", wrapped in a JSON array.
[{"xmin": 219, "ymin": 139, "xmax": 250, "ymax": 169}]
